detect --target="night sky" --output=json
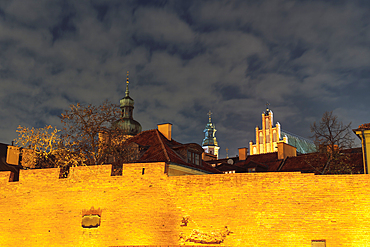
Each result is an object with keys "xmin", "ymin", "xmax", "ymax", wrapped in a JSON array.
[{"xmin": 0, "ymin": 0, "xmax": 369, "ymax": 158}]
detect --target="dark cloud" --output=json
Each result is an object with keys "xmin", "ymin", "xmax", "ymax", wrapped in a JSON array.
[{"xmin": 0, "ymin": 0, "xmax": 368, "ymax": 156}]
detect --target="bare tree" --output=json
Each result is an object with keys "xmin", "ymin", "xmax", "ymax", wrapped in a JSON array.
[
  {"xmin": 310, "ymin": 111, "xmax": 355, "ymax": 174},
  {"xmin": 60, "ymin": 100, "xmax": 122, "ymax": 166},
  {"xmin": 14, "ymin": 125, "xmax": 62, "ymax": 168},
  {"xmin": 14, "ymin": 100, "xmax": 138, "ymax": 171}
]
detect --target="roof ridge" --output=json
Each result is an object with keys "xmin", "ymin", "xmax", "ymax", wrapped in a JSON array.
[
  {"xmin": 126, "ymin": 129, "xmax": 155, "ymax": 141},
  {"xmin": 138, "ymin": 129, "xmax": 156, "ymax": 134},
  {"xmin": 155, "ymin": 130, "xmax": 170, "ymax": 162}
]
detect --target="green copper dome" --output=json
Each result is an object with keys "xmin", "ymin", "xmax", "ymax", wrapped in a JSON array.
[
  {"xmin": 113, "ymin": 72, "xmax": 142, "ymax": 136},
  {"xmin": 113, "ymin": 118, "xmax": 142, "ymax": 135}
]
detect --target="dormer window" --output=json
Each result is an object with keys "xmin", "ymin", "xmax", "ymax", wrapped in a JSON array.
[{"xmin": 187, "ymin": 151, "xmax": 201, "ymax": 166}]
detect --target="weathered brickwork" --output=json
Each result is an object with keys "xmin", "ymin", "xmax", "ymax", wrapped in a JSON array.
[{"xmin": 0, "ymin": 163, "xmax": 369, "ymax": 246}]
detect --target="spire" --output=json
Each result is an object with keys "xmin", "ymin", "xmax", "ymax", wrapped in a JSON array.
[
  {"xmin": 202, "ymin": 111, "xmax": 218, "ymax": 146},
  {"xmin": 264, "ymin": 101, "xmax": 271, "ymax": 116},
  {"xmin": 207, "ymin": 110, "xmax": 212, "ymax": 123},
  {"xmin": 125, "ymin": 71, "xmax": 130, "ymax": 97},
  {"xmin": 202, "ymin": 110, "xmax": 220, "ymax": 158},
  {"xmin": 114, "ymin": 70, "xmax": 142, "ymax": 136},
  {"xmin": 120, "ymin": 71, "xmax": 134, "ymax": 112}
]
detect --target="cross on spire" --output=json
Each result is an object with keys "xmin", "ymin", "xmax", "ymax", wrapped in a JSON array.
[
  {"xmin": 266, "ymin": 101, "xmax": 270, "ymax": 110},
  {"xmin": 125, "ymin": 71, "xmax": 130, "ymax": 97},
  {"xmin": 207, "ymin": 110, "xmax": 212, "ymax": 122}
]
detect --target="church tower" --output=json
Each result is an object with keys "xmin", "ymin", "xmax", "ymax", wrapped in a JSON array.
[
  {"xmin": 249, "ymin": 104, "xmax": 285, "ymax": 155},
  {"xmin": 202, "ymin": 111, "xmax": 220, "ymax": 159},
  {"xmin": 113, "ymin": 71, "xmax": 142, "ymax": 137}
]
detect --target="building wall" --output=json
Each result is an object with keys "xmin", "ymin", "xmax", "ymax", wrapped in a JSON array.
[
  {"xmin": 277, "ymin": 142, "xmax": 297, "ymax": 160},
  {"xmin": 0, "ymin": 163, "xmax": 370, "ymax": 246},
  {"xmin": 203, "ymin": 146, "xmax": 220, "ymax": 159},
  {"xmin": 354, "ymin": 128, "xmax": 370, "ymax": 174}
]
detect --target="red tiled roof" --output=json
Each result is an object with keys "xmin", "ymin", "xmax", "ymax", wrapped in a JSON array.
[
  {"xmin": 237, "ymin": 152, "xmax": 282, "ymax": 171},
  {"xmin": 209, "ymin": 149, "xmax": 364, "ymax": 175},
  {"xmin": 280, "ymin": 152, "xmax": 363, "ymax": 174},
  {"xmin": 126, "ymin": 129, "xmax": 220, "ymax": 174},
  {"xmin": 246, "ymin": 152, "xmax": 279, "ymax": 163},
  {"xmin": 209, "ymin": 152, "xmax": 283, "ymax": 173},
  {"xmin": 215, "ymin": 163, "xmax": 245, "ymax": 172},
  {"xmin": 245, "ymin": 160, "xmax": 269, "ymax": 169},
  {"xmin": 280, "ymin": 153, "xmax": 324, "ymax": 173},
  {"xmin": 266, "ymin": 160, "xmax": 284, "ymax": 172}
]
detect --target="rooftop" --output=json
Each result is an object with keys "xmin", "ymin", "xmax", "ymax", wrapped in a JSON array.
[
  {"xmin": 208, "ymin": 148, "xmax": 363, "ymax": 175},
  {"xmin": 126, "ymin": 129, "xmax": 221, "ymax": 174}
]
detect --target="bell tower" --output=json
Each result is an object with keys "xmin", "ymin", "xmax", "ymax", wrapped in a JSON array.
[
  {"xmin": 202, "ymin": 111, "xmax": 220, "ymax": 159},
  {"xmin": 113, "ymin": 71, "xmax": 142, "ymax": 137}
]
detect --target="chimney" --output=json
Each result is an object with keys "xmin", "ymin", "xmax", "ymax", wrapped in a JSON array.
[
  {"xmin": 238, "ymin": 147, "xmax": 248, "ymax": 161},
  {"xmin": 277, "ymin": 142, "xmax": 297, "ymax": 160},
  {"xmin": 6, "ymin": 146, "xmax": 20, "ymax": 165},
  {"xmin": 158, "ymin": 123, "xmax": 172, "ymax": 140}
]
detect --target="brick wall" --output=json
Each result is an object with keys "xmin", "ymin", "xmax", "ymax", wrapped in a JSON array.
[{"xmin": 0, "ymin": 163, "xmax": 369, "ymax": 246}]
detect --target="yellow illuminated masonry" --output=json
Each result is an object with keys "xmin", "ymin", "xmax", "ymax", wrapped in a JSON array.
[{"xmin": 0, "ymin": 163, "xmax": 369, "ymax": 246}]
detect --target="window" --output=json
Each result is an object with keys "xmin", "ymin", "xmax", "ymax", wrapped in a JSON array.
[
  {"xmin": 248, "ymin": 168, "xmax": 256, "ymax": 173},
  {"xmin": 187, "ymin": 151, "xmax": 201, "ymax": 165},
  {"xmin": 195, "ymin": 154, "xmax": 200, "ymax": 165},
  {"xmin": 273, "ymin": 130, "xmax": 277, "ymax": 142},
  {"xmin": 259, "ymin": 132, "xmax": 263, "ymax": 144},
  {"xmin": 266, "ymin": 118, "xmax": 270, "ymax": 129}
]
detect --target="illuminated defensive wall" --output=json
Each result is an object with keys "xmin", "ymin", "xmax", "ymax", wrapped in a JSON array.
[{"xmin": 0, "ymin": 162, "xmax": 369, "ymax": 246}]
